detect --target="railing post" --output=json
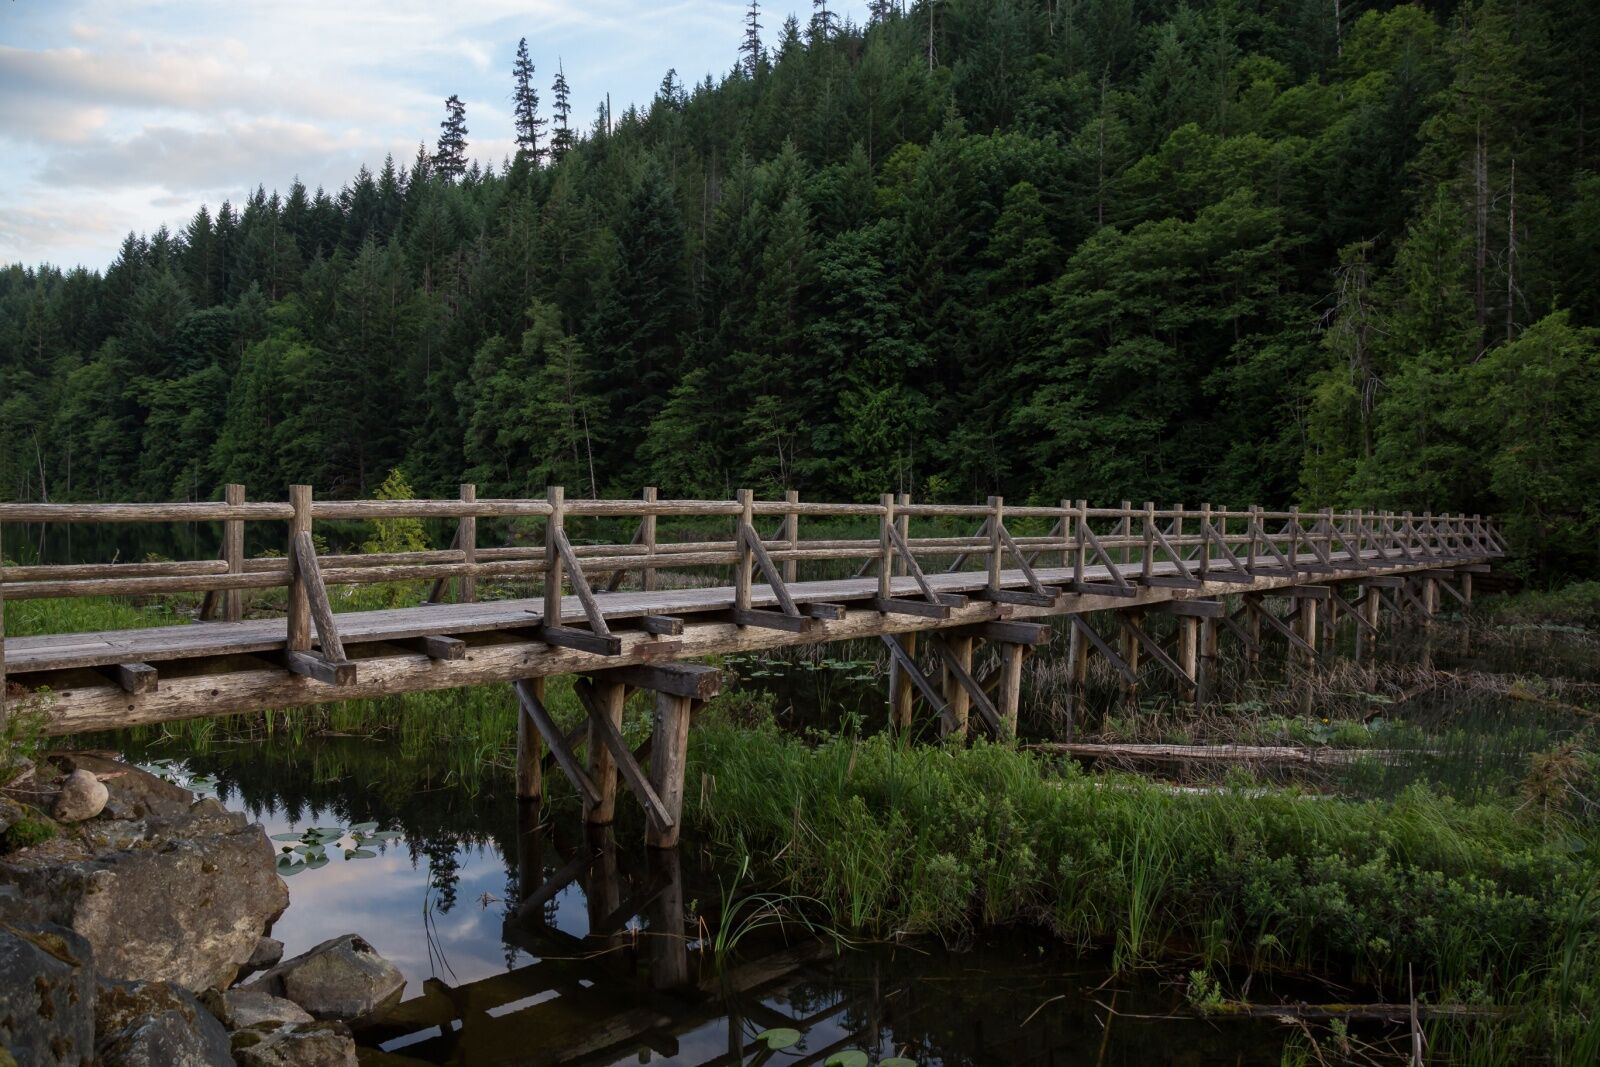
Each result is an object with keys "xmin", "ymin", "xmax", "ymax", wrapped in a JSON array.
[
  {"xmin": 1119, "ymin": 500, "xmax": 1132, "ymax": 566},
  {"xmin": 1352, "ymin": 507, "xmax": 1363, "ymax": 560},
  {"xmin": 878, "ymin": 493, "xmax": 895, "ymax": 602},
  {"xmin": 1322, "ymin": 506, "xmax": 1334, "ymax": 563},
  {"xmin": 894, "ymin": 492, "xmax": 910, "ymax": 579},
  {"xmin": 1199, "ymin": 502, "xmax": 1212, "ymax": 579},
  {"xmin": 287, "ymin": 485, "xmax": 312, "ymax": 653},
  {"xmin": 736, "ymin": 489, "xmax": 755, "ymax": 613},
  {"xmin": 1059, "ymin": 499, "xmax": 1072, "ymax": 570},
  {"xmin": 1289, "ymin": 505, "xmax": 1300, "ymax": 565},
  {"xmin": 1173, "ymin": 503, "xmax": 1184, "ymax": 565},
  {"xmin": 1073, "ymin": 500, "xmax": 1087, "ymax": 586},
  {"xmin": 1141, "ymin": 501, "xmax": 1154, "ymax": 582},
  {"xmin": 459, "ymin": 483, "xmax": 477, "ymax": 604},
  {"xmin": 1403, "ymin": 511, "xmax": 1414, "ymax": 557},
  {"xmin": 642, "ymin": 486, "xmax": 659, "ymax": 593},
  {"xmin": 544, "ymin": 486, "xmax": 566, "ymax": 628},
  {"xmin": 223, "ymin": 483, "xmax": 246, "ymax": 623},
  {"xmin": 987, "ymin": 495, "xmax": 1004, "ymax": 591},
  {"xmin": 783, "ymin": 489, "xmax": 800, "ymax": 585},
  {"xmin": 1248, "ymin": 505, "xmax": 1260, "ymax": 569}
]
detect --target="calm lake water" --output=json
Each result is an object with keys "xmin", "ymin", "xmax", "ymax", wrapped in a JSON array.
[{"xmin": 94, "ymin": 612, "xmax": 1597, "ymax": 1066}]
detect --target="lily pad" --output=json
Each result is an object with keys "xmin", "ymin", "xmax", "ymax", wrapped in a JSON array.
[
  {"xmin": 349, "ymin": 821, "xmax": 379, "ymax": 835},
  {"xmin": 825, "ymin": 1052, "xmax": 868, "ymax": 1067},
  {"xmin": 753, "ymin": 1027, "xmax": 802, "ymax": 1050}
]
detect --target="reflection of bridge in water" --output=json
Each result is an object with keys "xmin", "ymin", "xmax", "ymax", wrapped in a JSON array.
[{"xmin": 363, "ymin": 809, "xmax": 881, "ymax": 1067}]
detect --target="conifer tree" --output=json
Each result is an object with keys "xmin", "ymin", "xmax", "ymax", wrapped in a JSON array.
[
  {"xmin": 512, "ymin": 37, "xmax": 546, "ymax": 164},
  {"xmin": 810, "ymin": 0, "xmax": 837, "ymax": 43},
  {"xmin": 432, "ymin": 94, "xmax": 469, "ymax": 181},
  {"xmin": 741, "ymin": 1, "xmax": 763, "ymax": 76},
  {"xmin": 550, "ymin": 61, "xmax": 575, "ymax": 162}
]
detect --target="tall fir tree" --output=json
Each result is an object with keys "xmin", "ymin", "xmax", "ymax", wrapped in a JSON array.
[
  {"xmin": 511, "ymin": 37, "xmax": 546, "ymax": 164},
  {"xmin": 550, "ymin": 61, "xmax": 575, "ymax": 162},
  {"xmin": 741, "ymin": 1, "xmax": 763, "ymax": 77},
  {"xmin": 433, "ymin": 94, "xmax": 469, "ymax": 181}
]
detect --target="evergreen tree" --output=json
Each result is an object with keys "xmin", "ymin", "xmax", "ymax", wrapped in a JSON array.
[
  {"xmin": 512, "ymin": 37, "xmax": 546, "ymax": 163},
  {"xmin": 550, "ymin": 62, "xmax": 575, "ymax": 162},
  {"xmin": 433, "ymin": 94, "xmax": 469, "ymax": 181},
  {"xmin": 741, "ymin": 1, "xmax": 763, "ymax": 77}
]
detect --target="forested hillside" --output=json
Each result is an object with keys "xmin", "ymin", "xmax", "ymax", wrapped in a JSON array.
[{"xmin": 3, "ymin": 1, "xmax": 1598, "ymax": 571}]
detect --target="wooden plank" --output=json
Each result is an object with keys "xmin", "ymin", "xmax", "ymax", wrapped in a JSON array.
[
  {"xmin": 114, "ymin": 663, "xmax": 157, "ymax": 694},
  {"xmin": 729, "ymin": 608, "xmax": 815, "ymax": 633},
  {"xmin": 515, "ymin": 678, "xmax": 600, "ymax": 805},
  {"xmin": 553, "ymin": 527, "xmax": 613, "ymax": 638},
  {"xmin": 1154, "ymin": 599, "xmax": 1226, "ymax": 618},
  {"xmin": 885, "ymin": 522, "xmax": 952, "ymax": 605},
  {"xmin": 637, "ymin": 615, "xmax": 684, "ymax": 636},
  {"xmin": 951, "ymin": 620, "xmax": 1051, "ymax": 645},
  {"xmin": 994, "ymin": 522, "xmax": 1049, "ymax": 596},
  {"xmin": 593, "ymin": 664, "xmax": 722, "ymax": 701},
  {"xmin": 541, "ymin": 625, "xmax": 624, "ymax": 656},
  {"xmin": 417, "ymin": 635, "xmax": 467, "ymax": 660},
  {"xmin": 973, "ymin": 587, "xmax": 1061, "ymax": 608},
  {"xmin": 575, "ymin": 678, "xmax": 673, "ymax": 833},
  {"xmin": 873, "ymin": 597, "xmax": 951, "ymax": 620},
  {"xmin": 804, "ymin": 602, "xmax": 847, "ymax": 621},
  {"xmin": 285, "ymin": 651, "xmax": 356, "ymax": 686}
]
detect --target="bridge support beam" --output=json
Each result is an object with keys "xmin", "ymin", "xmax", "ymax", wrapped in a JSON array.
[
  {"xmin": 889, "ymin": 632, "xmax": 917, "ymax": 731},
  {"xmin": 647, "ymin": 690, "xmax": 693, "ymax": 849},
  {"xmin": 996, "ymin": 641, "xmax": 1025, "ymax": 738},
  {"xmin": 940, "ymin": 634, "xmax": 974, "ymax": 736},
  {"xmin": 581, "ymin": 677, "xmax": 627, "ymax": 825}
]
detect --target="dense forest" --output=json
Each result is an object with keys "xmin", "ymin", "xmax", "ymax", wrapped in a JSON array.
[{"xmin": 2, "ymin": 0, "xmax": 1598, "ymax": 572}]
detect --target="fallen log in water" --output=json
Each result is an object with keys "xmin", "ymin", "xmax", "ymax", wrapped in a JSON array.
[{"xmin": 1028, "ymin": 742, "xmax": 1416, "ymax": 766}]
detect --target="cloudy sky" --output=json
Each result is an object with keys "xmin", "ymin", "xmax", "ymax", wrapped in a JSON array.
[{"xmin": 1, "ymin": 0, "xmax": 869, "ymax": 271}]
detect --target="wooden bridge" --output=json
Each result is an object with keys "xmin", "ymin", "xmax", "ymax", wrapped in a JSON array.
[{"xmin": 0, "ymin": 486, "xmax": 1501, "ymax": 846}]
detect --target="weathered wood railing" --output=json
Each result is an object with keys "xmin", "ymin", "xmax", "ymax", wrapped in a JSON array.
[{"xmin": 0, "ymin": 485, "xmax": 1504, "ymax": 721}]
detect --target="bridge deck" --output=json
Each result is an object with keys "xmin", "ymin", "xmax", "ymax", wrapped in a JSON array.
[{"xmin": 9, "ymin": 550, "xmax": 1411, "ymax": 675}]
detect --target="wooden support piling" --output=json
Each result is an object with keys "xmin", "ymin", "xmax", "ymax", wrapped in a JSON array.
[
  {"xmin": 890, "ymin": 633, "xmax": 916, "ymax": 731},
  {"xmin": 582, "ymin": 677, "xmax": 627, "ymax": 825},
  {"xmin": 647, "ymin": 692, "xmax": 693, "ymax": 849},
  {"xmin": 997, "ymin": 641, "xmax": 1025, "ymax": 738},
  {"xmin": 1120, "ymin": 610, "xmax": 1143, "ymax": 706},
  {"xmin": 1177, "ymin": 616, "xmax": 1199, "ymax": 701},
  {"xmin": 941, "ymin": 633, "xmax": 974, "ymax": 736}
]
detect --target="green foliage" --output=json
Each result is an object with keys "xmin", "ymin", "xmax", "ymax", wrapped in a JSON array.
[{"xmin": 682, "ymin": 712, "xmax": 1599, "ymax": 1054}]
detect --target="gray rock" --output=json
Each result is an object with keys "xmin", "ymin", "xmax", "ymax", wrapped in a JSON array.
[
  {"xmin": 203, "ymin": 988, "xmax": 312, "ymax": 1030},
  {"xmin": 0, "ymin": 922, "xmax": 94, "ymax": 1065},
  {"xmin": 247, "ymin": 935, "xmax": 404, "ymax": 1024},
  {"xmin": 52, "ymin": 770, "xmax": 110, "ymax": 823},
  {"xmin": 0, "ymin": 765, "xmax": 289, "ymax": 992},
  {"xmin": 94, "ymin": 977, "xmax": 234, "ymax": 1066},
  {"xmin": 247, "ymin": 936, "xmax": 285, "ymax": 971},
  {"xmin": 231, "ymin": 1021, "xmax": 358, "ymax": 1067}
]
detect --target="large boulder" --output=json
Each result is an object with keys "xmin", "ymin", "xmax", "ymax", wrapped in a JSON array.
[
  {"xmin": 95, "ymin": 977, "xmax": 234, "ymax": 1066},
  {"xmin": 0, "ymin": 760, "xmax": 288, "ymax": 992},
  {"xmin": 230, "ymin": 1021, "xmax": 358, "ymax": 1067},
  {"xmin": 0, "ymin": 922, "xmax": 94, "ymax": 1066},
  {"xmin": 246, "ymin": 935, "xmax": 404, "ymax": 1024}
]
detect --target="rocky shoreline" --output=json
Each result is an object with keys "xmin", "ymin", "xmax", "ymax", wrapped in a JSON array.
[{"xmin": 1, "ymin": 754, "xmax": 401, "ymax": 1066}]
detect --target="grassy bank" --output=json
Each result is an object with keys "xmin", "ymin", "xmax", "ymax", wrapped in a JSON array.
[{"xmin": 684, "ymin": 709, "xmax": 1600, "ymax": 1059}]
